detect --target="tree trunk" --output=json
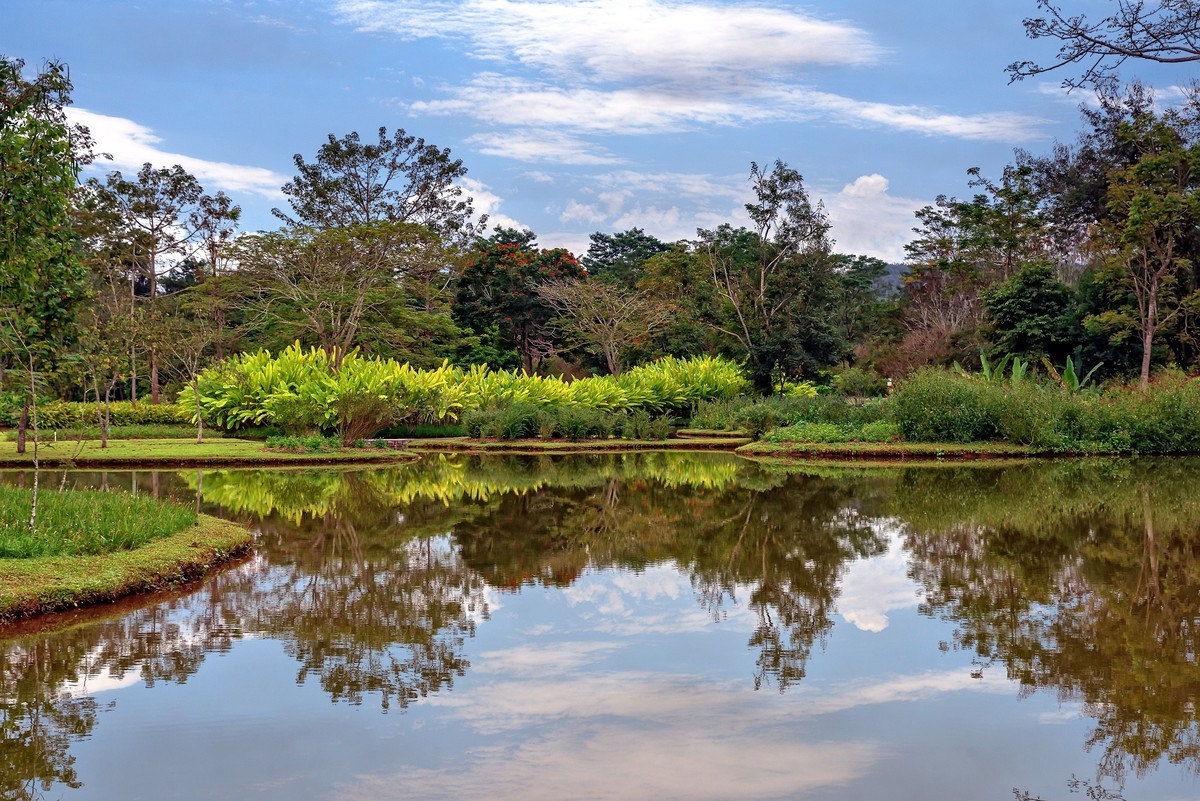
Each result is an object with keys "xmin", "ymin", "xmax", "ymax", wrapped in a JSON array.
[
  {"xmin": 1141, "ymin": 282, "xmax": 1158, "ymax": 389},
  {"xmin": 151, "ymin": 354, "xmax": 160, "ymax": 404},
  {"xmin": 193, "ymin": 383, "xmax": 204, "ymax": 444},
  {"xmin": 16, "ymin": 398, "xmax": 28, "ymax": 455}
]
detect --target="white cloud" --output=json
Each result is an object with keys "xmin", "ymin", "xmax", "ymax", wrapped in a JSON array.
[
  {"xmin": 459, "ymin": 176, "xmax": 526, "ymax": 231},
  {"xmin": 335, "ymin": 0, "xmax": 882, "ymax": 85},
  {"xmin": 68, "ymin": 108, "xmax": 288, "ymax": 198},
  {"xmin": 823, "ymin": 174, "xmax": 927, "ymax": 262},
  {"xmin": 341, "ymin": 0, "xmax": 1043, "ymax": 154},
  {"xmin": 418, "ymin": 76, "xmax": 1044, "ymax": 143}
]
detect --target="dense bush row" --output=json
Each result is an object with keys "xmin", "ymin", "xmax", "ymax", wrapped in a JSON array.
[
  {"xmin": 463, "ymin": 404, "xmax": 675, "ymax": 441},
  {"xmin": 1, "ymin": 400, "xmax": 190, "ymax": 429},
  {"xmin": 184, "ymin": 344, "xmax": 748, "ymax": 441},
  {"xmin": 892, "ymin": 368, "xmax": 1200, "ymax": 453}
]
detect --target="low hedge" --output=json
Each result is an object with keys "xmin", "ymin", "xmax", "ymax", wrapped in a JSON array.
[{"xmin": 4, "ymin": 401, "xmax": 191, "ymax": 429}]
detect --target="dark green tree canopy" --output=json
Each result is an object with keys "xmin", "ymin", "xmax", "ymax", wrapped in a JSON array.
[
  {"xmin": 582, "ymin": 227, "xmax": 671, "ymax": 288},
  {"xmin": 0, "ymin": 55, "xmax": 90, "ymax": 364},
  {"xmin": 454, "ymin": 230, "xmax": 585, "ymax": 373}
]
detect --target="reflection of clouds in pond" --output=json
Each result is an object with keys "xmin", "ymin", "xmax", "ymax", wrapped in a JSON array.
[
  {"xmin": 343, "ymin": 661, "xmax": 1009, "ymax": 801},
  {"xmin": 337, "ymin": 730, "xmax": 881, "ymax": 801},
  {"xmin": 562, "ymin": 563, "xmax": 757, "ymax": 635},
  {"xmin": 475, "ymin": 641, "xmax": 625, "ymax": 675},
  {"xmin": 836, "ymin": 521, "xmax": 920, "ymax": 632}
]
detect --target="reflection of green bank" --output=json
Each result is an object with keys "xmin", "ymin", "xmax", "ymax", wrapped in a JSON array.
[
  {"xmin": 896, "ymin": 458, "xmax": 1200, "ymax": 783},
  {"xmin": 183, "ymin": 452, "xmax": 750, "ymax": 522},
  {"xmin": 7, "ymin": 457, "xmax": 1200, "ymax": 792}
]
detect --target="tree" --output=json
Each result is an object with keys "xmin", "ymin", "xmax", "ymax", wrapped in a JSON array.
[
  {"xmin": 453, "ymin": 229, "xmax": 585, "ymax": 373},
  {"xmin": 189, "ymin": 191, "xmax": 240, "ymax": 359},
  {"xmin": 156, "ymin": 288, "xmax": 222, "ymax": 443},
  {"xmin": 0, "ymin": 56, "xmax": 90, "ymax": 455},
  {"xmin": 274, "ymin": 127, "xmax": 482, "ymax": 242},
  {"xmin": 983, "ymin": 262, "xmax": 1076, "ymax": 361},
  {"xmin": 100, "ymin": 163, "xmax": 203, "ymax": 403},
  {"xmin": 537, "ymin": 279, "xmax": 674, "ymax": 375},
  {"xmin": 582, "ymin": 227, "xmax": 671, "ymax": 288},
  {"xmin": 1008, "ymin": 0, "xmax": 1200, "ymax": 90},
  {"xmin": 236, "ymin": 221, "xmax": 446, "ymax": 368},
  {"xmin": 1095, "ymin": 112, "xmax": 1200, "ymax": 387},
  {"xmin": 699, "ymin": 160, "xmax": 838, "ymax": 391}
]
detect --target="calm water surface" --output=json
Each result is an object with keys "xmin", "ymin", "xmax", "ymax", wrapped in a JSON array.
[{"xmin": 2, "ymin": 454, "xmax": 1199, "ymax": 801}]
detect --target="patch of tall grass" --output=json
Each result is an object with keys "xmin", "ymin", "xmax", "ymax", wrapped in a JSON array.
[
  {"xmin": 892, "ymin": 368, "xmax": 1200, "ymax": 453},
  {"xmin": 0, "ymin": 486, "xmax": 197, "ymax": 559}
]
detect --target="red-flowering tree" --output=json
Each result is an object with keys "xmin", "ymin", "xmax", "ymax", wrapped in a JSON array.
[{"xmin": 454, "ymin": 229, "xmax": 584, "ymax": 373}]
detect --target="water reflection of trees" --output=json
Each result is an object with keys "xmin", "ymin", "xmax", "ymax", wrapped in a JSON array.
[
  {"xmin": 19, "ymin": 456, "xmax": 1200, "ymax": 796},
  {"xmin": 0, "ymin": 568, "xmax": 253, "ymax": 800},
  {"xmin": 449, "ymin": 465, "xmax": 889, "ymax": 689},
  {"xmin": 893, "ymin": 461, "xmax": 1200, "ymax": 787}
]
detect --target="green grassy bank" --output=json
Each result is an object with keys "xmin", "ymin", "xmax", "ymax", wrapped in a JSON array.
[{"xmin": 0, "ymin": 486, "xmax": 252, "ymax": 623}]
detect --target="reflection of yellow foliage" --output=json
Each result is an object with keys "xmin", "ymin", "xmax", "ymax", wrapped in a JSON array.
[{"xmin": 182, "ymin": 453, "xmax": 745, "ymax": 521}]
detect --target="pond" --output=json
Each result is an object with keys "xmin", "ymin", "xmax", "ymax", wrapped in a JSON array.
[{"xmin": 2, "ymin": 453, "xmax": 1199, "ymax": 800}]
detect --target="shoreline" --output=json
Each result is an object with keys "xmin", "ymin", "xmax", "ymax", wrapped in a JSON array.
[{"xmin": 0, "ymin": 514, "xmax": 253, "ymax": 625}]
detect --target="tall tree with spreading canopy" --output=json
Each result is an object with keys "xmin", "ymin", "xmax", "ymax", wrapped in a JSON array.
[
  {"xmin": 0, "ymin": 56, "xmax": 90, "ymax": 456},
  {"xmin": 274, "ymin": 127, "xmax": 482, "ymax": 243},
  {"xmin": 699, "ymin": 160, "xmax": 840, "ymax": 392},
  {"xmin": 99, "ymin": 163, "xmax": 203, "ymax": 403},
  {"xmin": 235, "ymin": 220, "xmax": 447, "ymax": 368},
  {"xmin": 1093, "ymin": 111, "xmax": 1200, "ymax": 387},
  {"xmin": 582, "ymin": 227, "xmax": 671, "ymax": 288}
]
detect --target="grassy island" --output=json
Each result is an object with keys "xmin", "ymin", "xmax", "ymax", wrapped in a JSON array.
[{"xmin": 0, "ymin": 485, "xmax": 252, "ymax": 623}]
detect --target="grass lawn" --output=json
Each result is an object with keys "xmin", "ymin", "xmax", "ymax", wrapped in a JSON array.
[
  {"xmin": 0, "ymin": 437, "xmax": 418, "ymax": 466},
  {"xmin": 0, "ymin": 485, "xmax": 252, "ymax": 623}
]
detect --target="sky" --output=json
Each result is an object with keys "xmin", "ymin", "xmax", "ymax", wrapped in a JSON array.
[{"xmin": 4, "ymin": 0, "xmax": 1187, "ymax": 262}]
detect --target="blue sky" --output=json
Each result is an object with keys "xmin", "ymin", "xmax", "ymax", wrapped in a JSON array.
[{"xmin": 4, "ymin": 0, "xmax": 1184, "ymax": 261}]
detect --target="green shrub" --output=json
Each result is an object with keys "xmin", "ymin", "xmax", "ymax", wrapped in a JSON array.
[
  {"xmin": 265, "ymin": 434, "xmax": 340, "ymax": 452},
  {"xmin": 497, "ymin": 402, "xmax": 540, "ymax": 440},
  {"xmin": 648, "ymin": 415, "xmax": 675, "ymax": 440},
  {"xmin": 769, "ymin": 422, "xmax": 848, "ymax": 443},
  {"xmin": 892, "ymin": 369, "xmax": 1003, "ymax": 443},
  {"xmin": 462, "ymin": 408, "xmax": 491, "ymax": 438},
  {"xmin": 535, "ymin": 410, "xmax": 558, "ymax": 439},
  {"xmin": 732, "ymin": 403, "xmax": 780, "ymax": 438},
  {"xmin": 831, "ymin": 366, "xmax": 887, "ymax": 398},
  {"xmin": 859, "ymin": 420, "xmax": 901, "ymax": 442},
  {"xmin": 17, "ymin": 401, "xmax": 192, "ymax": 429},
  {"xmin": 621, "ymin": 409, "xmax": 653, "ymax": 439}
]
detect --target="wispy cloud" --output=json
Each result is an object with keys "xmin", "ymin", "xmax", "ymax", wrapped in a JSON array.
[
  {"xmin": 338, "ymin": 0, "xmax": 1046, "ymax": 154},
  {"xmin": 467, "ymin": 128, "xmax": 623, "ymax": 165},
  {"xmin": 69, "ymin": 108, "xmax": 288, "ymax": 198},
  {"xmin": 335, "ymin": 0, "xmax": 883, "ymax": 84}
]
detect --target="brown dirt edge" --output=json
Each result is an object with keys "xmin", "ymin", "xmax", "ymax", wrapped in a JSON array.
[
  {"xmin": 735, "ymin": 441, "xmax": 1052, "ymax": 461},
  {"xmin": 0, "ymin": 515, "xmax": 254, "ymax": 625},
  {"xmin": 409, "ymin": 437, "xmax": 753, "ymax": 453}
]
